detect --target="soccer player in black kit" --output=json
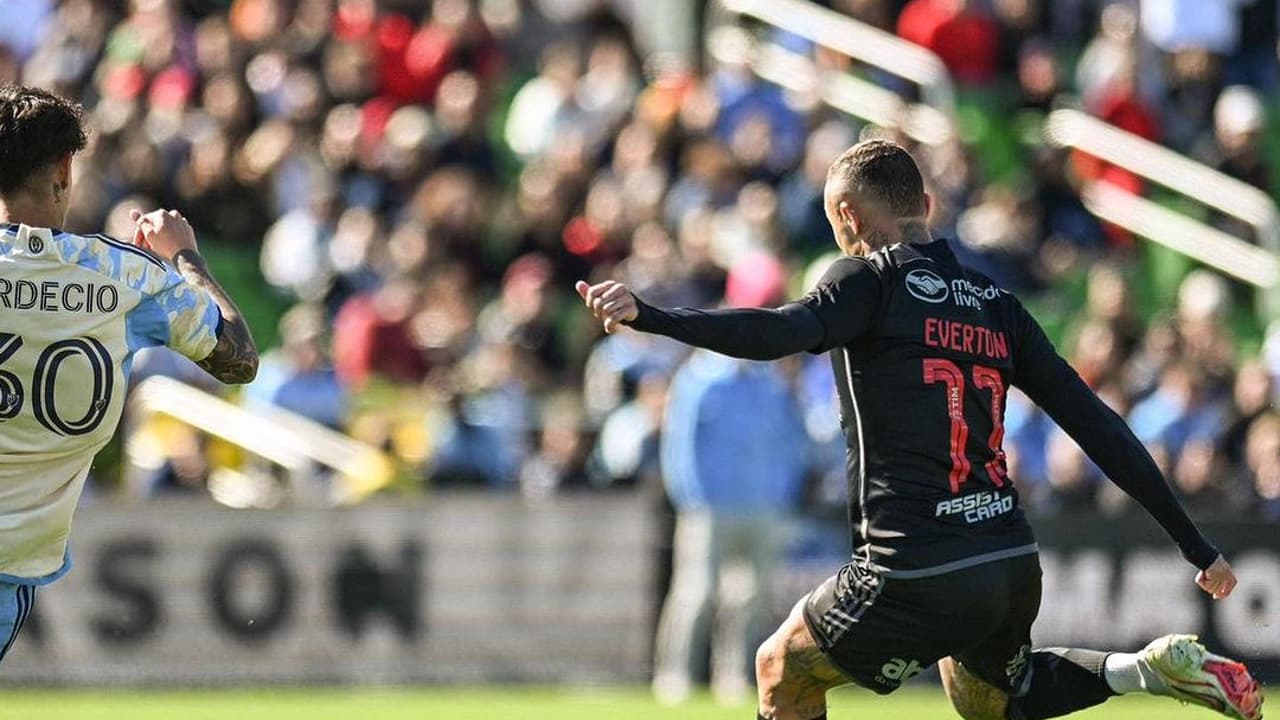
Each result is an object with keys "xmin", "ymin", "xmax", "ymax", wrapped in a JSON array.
[{"xmin": 576, "ymin": 141, "xmax": 1263, "ymax": 720}]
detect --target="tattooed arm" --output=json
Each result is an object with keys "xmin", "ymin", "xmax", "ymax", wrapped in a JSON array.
[
  {"xmin": 172, "ymin": 249, "xmax": 259, "ymax": 384},
  {"xmin": 131, "ymin": 208, "xmax": 259, "ymax": 385}
]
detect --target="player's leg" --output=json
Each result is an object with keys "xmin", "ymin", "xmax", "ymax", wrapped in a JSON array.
[
  {"xmin": 953, "ymin": 641, "xmax": 1262, "ymax": 720},
  {"xmin": 0, "ymin": 582, "xmax": 35, "ymax": 665},
  {"xmin": 652, "ymin": 509, "xmax": 719, "ymax": 704},
  {"xmin": 946, "ymin": 554, "xmax": 1118, "ymax": 720},
  {"xmin": 939, "ymin": 656, "xmax": 1013, "ymax": 720},
  {"xmin": 942, "ymin": 649, "xmax": 1115, "ymax": 720},
  {"xmin": 755, "ymin": 598, "xmax": 850, "ymax": 720},
  {"xmin": 945, "ymin": 554, "xmax": 1263, "ymax": 720}
]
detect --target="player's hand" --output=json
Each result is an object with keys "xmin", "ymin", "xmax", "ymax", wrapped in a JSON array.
[
  {"xmin": 575, "ymin": 280, "xmax": 638, "ymax": 334},
  {"xmin": 129, "ymin": 208, "xmax": 199, "ymax": 262},
  {"xmin": 1196, "ymin": 555, "xmax": 1237, "ymax": 600}
]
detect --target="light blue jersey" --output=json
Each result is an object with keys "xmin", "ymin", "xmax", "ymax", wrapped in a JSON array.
[{"xmin": 0, "ymin": 222, "xmax": 220, "ymax": 584}]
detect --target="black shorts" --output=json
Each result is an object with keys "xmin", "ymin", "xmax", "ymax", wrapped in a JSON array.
[{"xmin": 802, "ymin": 552, "xmax": 1042, "ymax": 695}]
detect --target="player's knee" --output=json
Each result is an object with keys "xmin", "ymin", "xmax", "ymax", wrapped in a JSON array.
[
  {"xmin": 755, "ymin": 631, "xmax": 811, "ymax": 713},
  {"xmin": 755, "ymin": 635, "xmax": 783, "ymax": 689},
  {"xmin": 757, "ymin": 626, "xmax": 838, "ymax": 718},
  {"xmin": 755, "ymin": 637, "xmax": 785, "ymax": 718}
]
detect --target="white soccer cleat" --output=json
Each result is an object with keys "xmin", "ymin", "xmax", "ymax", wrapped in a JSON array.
[{"xmin": 1139, "ymin": 634, "xmax": 1264, "ymax": 720}]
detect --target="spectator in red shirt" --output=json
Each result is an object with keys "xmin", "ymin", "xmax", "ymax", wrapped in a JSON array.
[
  {"xmin": 1095, "ymin": 88, "xmax": 1161, "ymax": 142},
  {"xmin": 1072, "ymin": 53, "xmax": 1160, "ymax": 245},
  {"xmin": 372, "ymin": 0, "xmax": 501, "ymax": 107},
  {"xmin": 897, "ymin": 0, "xmax": 1000, "ymax": 85},
  {"xmin": 332, "ymin": 279, "xmax": 428, "ymax": 388}
]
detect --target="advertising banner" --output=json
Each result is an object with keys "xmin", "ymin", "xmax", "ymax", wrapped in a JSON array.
[
  {"xmin": 0, "ymin": 496, "xmax": 655, "ymax": 685},
  {"xmin": 5, "ymin": 497, "xmax": 1276, "ymax": 686}
]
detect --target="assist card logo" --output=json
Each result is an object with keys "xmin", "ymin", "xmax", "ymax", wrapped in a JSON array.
[{"xmin": 904, "ymin": 268, "xmax": 949, "ymax": 303}]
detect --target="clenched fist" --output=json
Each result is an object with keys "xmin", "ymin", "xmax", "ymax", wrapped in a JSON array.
[
  {"xmin": 1196, "ymin": 555, "xmax": 1238, "ymax": 600},
  {"xmin": 130, "ymin": 208, "xmax": 199, "ymax": 263},
  {"xmin": 575, "ymin": 280, "xmax": 638, "ymax": 334}
]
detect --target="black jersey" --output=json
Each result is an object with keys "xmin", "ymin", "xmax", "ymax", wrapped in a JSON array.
[
  {"xmin": 800, "ymin": 240, "xmax": 1033, "ymax": 575},
  {"xmin": 627, "ymin": 238, "xmax": 1219, "ymax": 575}
]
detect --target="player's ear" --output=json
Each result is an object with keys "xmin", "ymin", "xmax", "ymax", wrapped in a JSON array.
[
  {"xmin": 839, "ymin": 201, "xmax": 860, "ymax": 235},
  {"xmin": 54, "ymin": 153, "xmax": 72, "ymax": 191},
  {"xmin": 922, "ymin": 192, "xmax": 933, "ymax": 219}
]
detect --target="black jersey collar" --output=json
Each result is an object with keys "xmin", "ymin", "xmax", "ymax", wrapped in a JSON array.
[{"xmin": 916, "ymin": 237, "xmax": 955, "ymax": 262}]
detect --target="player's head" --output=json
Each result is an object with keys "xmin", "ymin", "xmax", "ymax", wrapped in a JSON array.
[
  {"xmin": 0, "ymin": 84, "xmax": 88, "ymax": 225},
  {"xmin": 823, "ymin": 139, "xmax": 930, "ymax": 255}
]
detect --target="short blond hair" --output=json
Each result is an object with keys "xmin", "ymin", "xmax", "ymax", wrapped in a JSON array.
[{"xmin": 826, "ymin": 139, "xmax": 926, "ymax": 218}]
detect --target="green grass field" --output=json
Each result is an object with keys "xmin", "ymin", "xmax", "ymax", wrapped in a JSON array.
[{"xmin": 0, "ymin": 687, "xmax": 1220, "ymax": 720}]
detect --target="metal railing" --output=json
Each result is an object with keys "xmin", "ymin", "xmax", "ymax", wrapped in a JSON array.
[
  {"xmin": 125, "ymin": 376, "xmax": 395, "ymax": 506},
  {"xmin": 707, "ymin": 0, "xmax": 1280, "ymax": 317},
  {"xmin": 709, "ymin": 0, "xmax": 954, "ymax": 110},
  {"xmin": 706, "ymin": 0, "xmax": 954, "ymax": 145},
  {"xmin": 1043, "ymin": 109, "xmax": 1280, "ymax": 314}
]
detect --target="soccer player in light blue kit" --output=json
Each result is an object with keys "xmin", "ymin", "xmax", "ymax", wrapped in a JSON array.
[{"xmin": 0, "ymin": 84, "xmax": 258, "ymax": 664}]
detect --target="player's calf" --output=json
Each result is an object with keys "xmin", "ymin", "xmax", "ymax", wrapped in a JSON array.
[{"xmin": 755, "ymin": 600, "xmax": 848, "ymax": 720}]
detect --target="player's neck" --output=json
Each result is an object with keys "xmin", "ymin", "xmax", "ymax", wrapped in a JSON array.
[
  {"xmin": 0, "ymin": 194, "xmax": 63, "ymax": 231},
  {"xmin": 899, "ymin": 220, "xmax": 932, "ymax": 245}
]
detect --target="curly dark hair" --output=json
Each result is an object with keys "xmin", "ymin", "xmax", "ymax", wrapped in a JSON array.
[
  {"xmin": 0, "ymin": 84, "xmax": 88, "ymax": 195},
  {"xmin": 826, "ymin": 139, "xmax": 927, "ymax": 218}
]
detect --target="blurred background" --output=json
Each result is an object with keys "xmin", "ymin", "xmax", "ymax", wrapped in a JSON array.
[{"xmin": 2, "ymin": 0, "xmax": 1280, "ymax": 715}]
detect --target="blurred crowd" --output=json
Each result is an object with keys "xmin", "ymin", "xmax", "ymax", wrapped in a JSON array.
[
  {"xmin": 1010, "ymin": 265, "xmax": 1280, "ymax": 520},
  {"xmin": 2, "ymin": 0, "xmax": 1279, "ymax": 519}
]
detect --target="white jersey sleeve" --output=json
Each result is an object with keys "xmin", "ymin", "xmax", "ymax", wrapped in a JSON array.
[{"xmin": 120, "ymin": 247, "xmax": 221, "ymax": 362}]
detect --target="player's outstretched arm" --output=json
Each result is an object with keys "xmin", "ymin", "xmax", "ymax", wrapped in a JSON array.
[
  {"xmin": 574, "ymin": 279, "xmax": 825, "ymax": 361},
  {"xmin": 574, "ymin": 258, "xmax": 882, "ymax": 360},
  {"xmin": 132, "ymin": 209, "xmax": 259, "ymax": 385},
  {"xmin": 1009, "ymin": 302, "xmax": 1232, "ymax": 596}
]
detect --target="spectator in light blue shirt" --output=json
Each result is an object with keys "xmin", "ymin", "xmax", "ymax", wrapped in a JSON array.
[
  {"xmin": 660, "ymin": 351, "xmax": 810, "ymax": 512},
  {"xmin": 243, "ymin": 304, "xmax": 347, "ymax": 430},
  {"xmin": 1128, "ymin": 361, "xmax": 1228, "ymax": 467},
  {"xmin": 651, "ymin": 251, "xmax": 810, "ymax": 707}
]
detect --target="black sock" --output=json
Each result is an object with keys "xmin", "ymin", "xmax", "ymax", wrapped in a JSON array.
[{"xmin": 1005, "ymin": 649, "xmax": 1116, "ymax": 720}]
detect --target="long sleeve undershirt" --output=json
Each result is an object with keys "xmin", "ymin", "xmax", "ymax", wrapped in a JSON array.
[
  {"xmin": 627, "ymin": 300, "xmax": 825, "ymax": 361},
  {"xmin": 626, "ymin": 255, "xmax": 884, "ymax": 359}
]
